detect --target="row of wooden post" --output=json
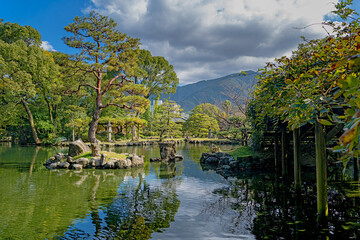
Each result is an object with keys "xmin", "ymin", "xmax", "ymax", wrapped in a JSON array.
[{"xmin": 274, "ymin": 122, "xmax": 329, "ymax": 220}]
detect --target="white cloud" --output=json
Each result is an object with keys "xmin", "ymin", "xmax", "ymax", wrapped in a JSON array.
[
  {"xmin": 40, "ymin": 41, "xmax": 56, "ymax": 51},
  {"xmin": 87, "ymin": 0, "xmax": 339, "ymax": 84}
]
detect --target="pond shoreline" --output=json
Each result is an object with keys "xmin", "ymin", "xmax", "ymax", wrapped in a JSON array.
[{"xmin": 9, "ymin": 138, "xmax": 241, "ymax": 147}]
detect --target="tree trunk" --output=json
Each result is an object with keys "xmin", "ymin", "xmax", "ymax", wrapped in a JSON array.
[
  {"xmin": 45, "ymin": 98, "xmax": 53, "ymax": 124},
  {"xmin": 160, "ymin": 129, "xmax": 165, "ymax": 142},
  {"xmin": 88, "ymin": 106, "xmax": 102, "ymax": 156},
  {"xmin": 315, "ymin": 121, "xmax": 328, "ymax": 221},
  {"xmin": 21, "ymin": 99, "xmax": 41, "ymax": 145}
]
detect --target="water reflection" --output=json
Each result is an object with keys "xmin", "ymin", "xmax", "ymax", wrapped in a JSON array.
[
  {"xmin": 212, "ymin": 173, "xmax": 360, "ymax": 240},
  {"xmin": 1, "ymin": 144, "xmax": 359, "ymax": 240}
]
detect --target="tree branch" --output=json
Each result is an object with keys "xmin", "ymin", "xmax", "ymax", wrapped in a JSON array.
[
  {"xmin": 100, "ymin": 102, "xmax": 131, "ymax": 110},
  {"xmin": 65, "ymin": 84, "xmax": 98, "ymax": 95}
]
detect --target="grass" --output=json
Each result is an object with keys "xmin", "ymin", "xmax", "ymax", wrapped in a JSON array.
[
  {"xmin": 188, "ymin": 137, "xmax": 222, "ymax": 141},
  {"xmin": 226, "ymin": 146, "xmax": 259, "ymax": 158},
  {"xmin": 73, "ymin": 151, "xmax": 128, "ymax": 160}
]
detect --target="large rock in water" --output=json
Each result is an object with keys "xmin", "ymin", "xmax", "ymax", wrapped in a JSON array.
[
  {"xmin": 68, "ymin": 139, "xmax": 91, "ymax": 157},
  {"xmin": 159, "ymin": 142, "xmax": 176, "ymax": 161}
]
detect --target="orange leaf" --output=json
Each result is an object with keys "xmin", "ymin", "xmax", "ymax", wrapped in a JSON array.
[{"xmin": 339, "ymin": 127, "xmax": 357, "ymax": 146}]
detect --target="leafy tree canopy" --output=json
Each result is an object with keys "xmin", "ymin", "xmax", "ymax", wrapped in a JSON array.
[{"xmin": 136, "ymin": 49, "xmax": 179, "ymax": 98}]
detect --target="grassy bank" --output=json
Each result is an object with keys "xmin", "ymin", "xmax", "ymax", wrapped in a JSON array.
[
  {"xmin": 227, "ymin": 146, "xmax": 259, "ymax": 158},
  {"xmin": 73, "ymin": 151, "xmax": 128, "ymax": 160}
]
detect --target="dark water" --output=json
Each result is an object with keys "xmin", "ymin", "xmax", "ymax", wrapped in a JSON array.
[{"xmin": 0, "ymin": 143, "xmax": 359, "ymax": 239}]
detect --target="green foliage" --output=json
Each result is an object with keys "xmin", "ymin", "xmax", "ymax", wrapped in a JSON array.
[
  {"xmin": 136, "ymin": 49, "xmax": 179, "ymax": 98},
  {"xmin": 0, "ymin": 21, "xmax": 41, "ymax": 46},
  {"xmin": 63, "ymin": 11, "xmax": 150, "ymax": 153},
  {"xmin": 183, "ymin": 113, "xmax": 219, "ymax": 137},
  {"xmin": 192, "ymin": 103, "xmax": 225, "ymax": 120},
  {"xmin": 248, "ymin": 1, "xmax": 360, "ymax": 165},
  {"xmin": 152, "ymin": 100, "xmax": 183, "ymax": 140},
  {"xmin": 219, "ymin": 115, "xmax": 250, "ymax": 141},
  {"xmin": 0, "ymin": 21, "xmax": 60, "ymax": 144}
]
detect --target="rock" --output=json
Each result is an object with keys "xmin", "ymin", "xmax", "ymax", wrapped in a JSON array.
[
  {"xmin": 55, "ymin": 153, "xmax": 66, "ymax": 161},
  {"xmin": 150, "ymin": 157, "xmax": 161, "ymax": 162},
  {"xmin": 44, "ymin": 157, "xmax": 56, "ymax": 166},
  {"xmin": 104, "ymin": 160, "xmax": 116, "ymax": 169},
  {"xmin": 58, "ymin": 161, "xmax": 70, "ymax": 169},
  {"xmin": 75, "ymin": 158, "xmax": 89, "ymax": 168},
  {"xmin": 68, "ymin": 139, "xmax": 91, "ymax": 157},
  {"xmin": 205, "ymin": 156, "xmax": 220, "ymax": 165},
  {"xmin": 200, "ymin": 153, "xmax": 211, "ymax": 162},
  {"xmin": 48, "ymin": 162, "xmax": 60, "ymax": 169},
  {"xmin": 129, "ymin": 155, "xmax": 144, "ymax": 167},
  {"xmin": 174, "ymin": 155, "xmax": 184, "ymax": 161},
  {"xmin": 67, "ymin": 156, "xmax": 74, "ymax": 163},
  {"xmin": 115, "ymin": 159, "xmax": 132, "ymax": 169},
  {"xmin": 221, "ymin": 165, "xmax": 231, "ymax": 170},
  {"xmin": 72, "ymin": 164, "xmax": 83, "ymax": 171},
  {"xmin": 219, "ymin": 156, "xmax": 233, "ymax": 165},
  {"xmin": 215, "ymin": 152, "xmax": 227, "ymax": 158},
  {"xmin": 100, "ymin": 154, "xmax": 107, "ymax": 167},
  {"xmin": 93, "ymin": 158, "xmax": 102, "ymax": 168},
  {"xmin": 159, "ymin": 142, "xmax": 176, "ymax": 161},
  {"xmin": 229, "ymin": 160, "xmax": 240, "ymax": 169},
  {"xmin": 89, "ymin": 157, "xmax": 99, "ymax": 167}
]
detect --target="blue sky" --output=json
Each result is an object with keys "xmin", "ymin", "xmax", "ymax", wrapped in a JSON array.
[
  {"xmin": 2, "ymin": 0, "xmax": 360, "ymax": 84},
  {"xmin": 1, "ymin": 0, "xmax": 93, "ymax": 54}
]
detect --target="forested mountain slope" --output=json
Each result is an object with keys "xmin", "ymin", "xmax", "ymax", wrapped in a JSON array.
[{"xmin": 169, "ymin": 71, "xmax": 258, "ymax": 112}]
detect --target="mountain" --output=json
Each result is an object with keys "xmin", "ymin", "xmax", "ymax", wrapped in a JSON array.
[{"xmin": 169, "ymin": 71, "xmax": 258, "ymax": 112}]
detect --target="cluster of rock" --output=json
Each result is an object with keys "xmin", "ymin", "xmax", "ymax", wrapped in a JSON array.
[
  {"xmin": 200, "ymin": 151, "xmax": 262, "ymax": 173},
  {"xmin": 43, "ymin": 152, "xmax": 144, "ymax": 171},
  {"xmin": 200, "ymin": 152, "xmax": 235, "ymax": 170},
  {"xmin": 44, "ymin": 139, "xmax": 144, "ymax": 171},
  {"xmin": 150, "ymin": 142, "xmax": 184, "ymax": 162}
]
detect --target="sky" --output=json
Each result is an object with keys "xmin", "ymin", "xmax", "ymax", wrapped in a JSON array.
[{"xmin": 2, "ymin": 0, "xmax": 360, "ymax": 85}]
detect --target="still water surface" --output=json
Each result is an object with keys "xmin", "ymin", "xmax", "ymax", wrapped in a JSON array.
[{"xmin": 0, "ymin": 143, "xmax": 359, "ymax": 239}]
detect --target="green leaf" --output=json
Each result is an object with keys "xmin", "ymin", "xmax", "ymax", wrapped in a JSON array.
[{"xmin": 317, "ymin": 118, "xmax": 333, "ymax": 126}]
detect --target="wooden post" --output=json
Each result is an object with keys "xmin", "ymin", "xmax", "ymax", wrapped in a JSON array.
[
  {"xmin": 354, "ymin": 156, "xmax": 359, "ymax": 181},
  {"xmin": 315, "ymin": 121, "xmax": 328, "ymax": 220},
  {"xmin": 281, "ymin": 126, "xmax": 287, "ymax": 177},
  {"xmin": 274, "ymin": 135, "xmax": 279, "ymax": 170},
  {"xmin": 293, "ymin": 128, "xmax": 301, "ymax": 189}
]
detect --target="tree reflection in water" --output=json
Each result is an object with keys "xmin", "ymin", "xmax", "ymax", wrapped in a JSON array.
[
  {"xmin": 106, "ymin": 162, "xmax": 181, "ymax": 239},
  {"xmin": 210, "ymin": 173, "xmax": 360, "ymax": 239},
  {"xmin": 58, "ymin": 161, "xmax": 181, "ymax": 240}
]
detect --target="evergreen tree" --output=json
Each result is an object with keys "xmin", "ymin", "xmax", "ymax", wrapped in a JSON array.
[{"xmin": 63, "ymin": 11, "xmax": 149, "ymax": 155}]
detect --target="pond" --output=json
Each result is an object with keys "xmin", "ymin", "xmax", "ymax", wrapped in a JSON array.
[{"xmin": 0, "ymin": 143, "xmax": 359, "ymax": 239}]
